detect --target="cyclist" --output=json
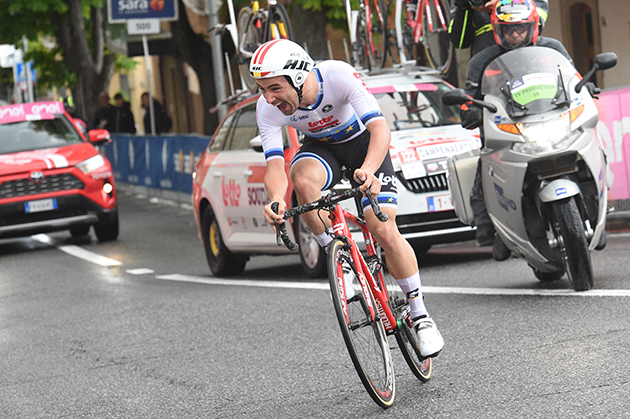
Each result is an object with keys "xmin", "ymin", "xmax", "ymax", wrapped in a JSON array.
[
  {"xmin": 458, "ymin": 0, "xmax": 599, "ymax": 259},
  {"xmin": 251, "ymin": 39, "xmax": 444, "ymax": 358}
]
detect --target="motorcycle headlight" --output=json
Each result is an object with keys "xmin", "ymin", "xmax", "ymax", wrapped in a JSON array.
[
  {"xmin": 502, "ymin": 107, "xmax": 584, "ymax": 155},
  {"xmin": 76, "ymin": 154, "xmax": 106, "ymax": 174}
]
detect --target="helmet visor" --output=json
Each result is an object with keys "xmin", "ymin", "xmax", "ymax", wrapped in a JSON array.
[{"xmin": 495, "ymin": 21, "xmax": 536, "ymax": 50}]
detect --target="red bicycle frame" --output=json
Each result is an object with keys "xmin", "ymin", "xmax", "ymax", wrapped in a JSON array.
[
  {"xmin": 329, "ymin": 202, "xmax": 399, "ymax": 333},
  {"xmin": 408, "ymin": 0, "xmax": 448, "ymax": 44}
]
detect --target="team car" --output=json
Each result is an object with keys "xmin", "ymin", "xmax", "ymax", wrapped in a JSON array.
[
  {"xmin": 0, "ymin": 101, "xmax": 118, "ymax": 241},
  {"xmin": 192, "ymin": 70, "xmax": 480, "ymax": 278}
]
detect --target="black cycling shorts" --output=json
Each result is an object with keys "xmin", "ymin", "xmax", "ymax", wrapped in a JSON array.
[{"xmin": 290, "ymin": 130, "xmax": 399, "ymax": 211}]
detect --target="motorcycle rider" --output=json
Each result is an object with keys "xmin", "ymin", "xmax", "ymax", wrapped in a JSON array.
[
  {"xmin": 459, "ymin": 0, "xmax": 592, "ymax": 260},
  {"xmin": 250, "ymin": 39, "xmax": 444, "ymax": 358},
  {"xmin": 448, "ymin": 0, "xmax": 549, "ymax": 57}
]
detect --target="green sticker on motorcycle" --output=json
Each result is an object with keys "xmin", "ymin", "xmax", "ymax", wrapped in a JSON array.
[{"xmin": 510, "ymin": 73, "xmax": 557, "ymax": 106}]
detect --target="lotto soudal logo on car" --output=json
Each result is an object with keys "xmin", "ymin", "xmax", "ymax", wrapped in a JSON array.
[{"xmin": 323, "ymin": 104, "xmax": 333, "ymax": 113}]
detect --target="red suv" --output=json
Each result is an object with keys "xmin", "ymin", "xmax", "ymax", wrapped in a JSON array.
[{"xmin": 0, "ymin": 101, "xmax": 118, "ymax": 241}]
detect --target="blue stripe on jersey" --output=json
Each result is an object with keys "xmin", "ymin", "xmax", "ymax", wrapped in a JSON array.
[
  {"xmin": 299, "ymin": 68, "xmax": 324, "ymax": 111},
  {"xmin": 264, "ymin": 148, "xmax": 284, "ymax": 160},
  {"xmin": 360, "ymin": 110, "xmax": 384, "ymax": 126},
  {"xmin": 307, "ymin": 117, "xmax": 362, "ymax": 143},
  {"xmin": 361, "ymin": 193, "xmax": 398, "ymax": 209},
  {"xmin": 290, "ymin": 152, "xmax": 333, "ymax": 190}
]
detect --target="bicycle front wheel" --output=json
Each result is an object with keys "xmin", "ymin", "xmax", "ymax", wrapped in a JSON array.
[
  {"xmin": 237, "ymin": 6, "xmax": 263, "ymax": 93},
  {"xmin": 422, "ymin": 0, "xmax": 454, "ymax": 74},
  {"xmin": 327, "ymin": 239, "xmax": 395, "ymax": 408},
  {"xmin": 379, "ymin": 263, "xmax": 432, "ymax": 382}
]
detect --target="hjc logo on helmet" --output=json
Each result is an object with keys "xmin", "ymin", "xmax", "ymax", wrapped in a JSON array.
[{"xmin": 283, "ymin": 60, "xmax": 311, "ymax": 71}]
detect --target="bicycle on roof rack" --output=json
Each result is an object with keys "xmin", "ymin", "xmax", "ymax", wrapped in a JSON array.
[
  {"xmin": 220, "ymin": 0, "xmax": 293, "ymax": 94},
  {"xmin": 346, "ymin": 0, "xmax": 453, "ymax": 74}
]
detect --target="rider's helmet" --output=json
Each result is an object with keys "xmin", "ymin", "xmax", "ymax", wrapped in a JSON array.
[
  {"xmin": 491, "ymin": 0, "xmax": 539, "ymax": 51},
  {"xmin": 249, "ymin": 40, "xmax": 314, "ymax": 101}
]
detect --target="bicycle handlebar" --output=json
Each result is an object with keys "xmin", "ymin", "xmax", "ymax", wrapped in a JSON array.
[{"xmin": 271, "ymin": 185, "xmax": 389, "ymax": 251}]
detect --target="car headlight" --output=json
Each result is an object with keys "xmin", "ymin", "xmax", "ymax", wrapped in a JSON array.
[
  {"xmin": 499, "ymin": 106, "xmax": 584, "ymax": 155},
  {"xmin": 76, "ymin": 154, "xmax": 106, "ymax": 174}
]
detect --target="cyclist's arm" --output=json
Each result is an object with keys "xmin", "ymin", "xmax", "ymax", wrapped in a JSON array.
[{"xmin": 263, "ymin": 158, "xmax": 289, "ymax": 228}]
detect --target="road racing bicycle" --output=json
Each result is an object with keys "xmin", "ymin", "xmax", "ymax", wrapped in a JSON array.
[{"xmin": 272, "ymin": 184, "xmax": 432, "ymax": 408}]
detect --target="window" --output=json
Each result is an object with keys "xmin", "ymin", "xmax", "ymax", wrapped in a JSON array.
[
  {"xmin": 227, "ymin": 104, "xmax": 259, "ymax": 151},
  {"xmin": 209, "ymin": 111, "xmax": 237, "ymax": 152}
]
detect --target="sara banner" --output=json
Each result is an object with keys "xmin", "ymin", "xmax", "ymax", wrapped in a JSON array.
[
  {"xmin": 596, "ymin": 87, "xmax": 630, "ymax": 200},
  {"xmin": 104, "ymin": 134, "xmax": 211, "ymax": 194},
  {"xmin": 108, "ymin": 0, "xmax": 178, "ymax": 23}
]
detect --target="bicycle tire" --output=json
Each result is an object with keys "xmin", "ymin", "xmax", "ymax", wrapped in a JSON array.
[
  {"xmin": 367, "ymin": 0, "xmax": 389, "ymax": 69},
  {"xmin": 327, "ymin": 239, "xmax": 395, "ymax": 408},
  {"xmin": 377, "ymin": 257, "xmax": 432, "ymax": 382},
  {"xmin": 237, "ymin": 6, "xmax": 263, "ymax": 93},
  {"xmin": 353, "ymin": 8, "xmax": 371, "ymax": 70},
  {"xmin": 421, "ymin": 0, "xmax": 454, "ymax": 74},
  {"xmin": 265, "ymin": 3, "xmax": 293, "ymax": 41}
]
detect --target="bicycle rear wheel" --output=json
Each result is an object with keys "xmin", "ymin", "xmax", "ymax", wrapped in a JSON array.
[
  {"xmin": 237, "ymin": 6, "xmax": 263, "ymax": 93},
  {"xmin": 266, "ymin": 3, "xmax": 293, "ymax": 41},
  {"xmin": 422, "ymin": 0, "xmax": 453, "ymax": 74},
  {"xmin": 327, "ymin": 239, "xmax": 395, "ymax": 408},
  {"xmin": 378, "ymin": 261, "xmax": 432, "ymax": 382}
]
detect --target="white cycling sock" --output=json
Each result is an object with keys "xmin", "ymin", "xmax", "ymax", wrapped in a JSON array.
[
  {"xmin": 396, "ymin": 272, "xmax": 428, "ymax": 319},
  {"xmin": 314, "ymin": 231, "xmax": 332, "ymax": 248}
]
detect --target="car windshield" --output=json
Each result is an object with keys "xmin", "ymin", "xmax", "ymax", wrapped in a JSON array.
[
  {"xmin": 372, "ymin": 82, "xmax": 461, "ymax": 130},
  {"xmin": 0, "ymin": 117, "xmax": 83, "ymax": 155}
]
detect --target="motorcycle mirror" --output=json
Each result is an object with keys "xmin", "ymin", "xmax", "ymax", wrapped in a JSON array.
[
  {"xmin": 594, "ymin": 52, "xmax": 617, "ymax": 71},
  {"xmin": 575, "ymin": 52, "xmax": 618, "ymax": 93}
]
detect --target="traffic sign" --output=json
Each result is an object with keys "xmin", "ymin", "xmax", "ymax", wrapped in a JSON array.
[{"xmin": 127, "ymin": 19, "xmax": 161, "ymax": 35}]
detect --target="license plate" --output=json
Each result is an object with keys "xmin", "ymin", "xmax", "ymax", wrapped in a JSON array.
[
  {"xmin": 427, "ymin": 195, "xmax": 453, "ymax": 212},
  {"xmin": 25, "ymin": 198, "xmax": 57, "ymax": 213}
]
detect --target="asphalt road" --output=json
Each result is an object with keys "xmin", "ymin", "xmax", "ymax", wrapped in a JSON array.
[{"xmin": 1, "ymin": 188, "xmax": 629, "ymax": 418}]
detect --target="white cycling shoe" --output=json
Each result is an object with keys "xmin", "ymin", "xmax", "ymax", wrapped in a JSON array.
[{"xmin": 412, "ymin": 315, "xmax": 444, "ymax": 358}]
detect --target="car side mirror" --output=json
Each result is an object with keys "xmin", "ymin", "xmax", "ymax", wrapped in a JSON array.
[
  {"xmin": 88, "ymin": 129, "xmax": 112, "ymax": 145},
  {"xmin": 250, "ymin": 136, "xmax": 263, "ymax": 153}
]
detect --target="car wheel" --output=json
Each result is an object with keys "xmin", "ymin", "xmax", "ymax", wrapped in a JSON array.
[
  {"xmin": 70, "ymin": 225, "xmax": 90, "ymax": 237},
  {"xmin": 201, "ymin": 207, "xmax": 247, "ymax": 277},
  {"xmin": 294, "ymin": 212, "xmax": 327, "ymax": 278},
  {"xmin": 94, "ymin": 208, "xmax": 119, "ymax": 242}
]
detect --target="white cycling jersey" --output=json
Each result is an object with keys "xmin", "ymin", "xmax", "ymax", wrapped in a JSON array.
[{"xmin": 256, "ymin": 60, "xmax": 385, "ymax": 162}]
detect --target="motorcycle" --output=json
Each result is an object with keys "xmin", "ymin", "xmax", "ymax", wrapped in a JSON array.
[{"xmin": 442, "ymin": 47, "xmax": 617, "ymax": 291}]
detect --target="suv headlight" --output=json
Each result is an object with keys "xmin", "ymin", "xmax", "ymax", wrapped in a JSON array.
[
  {"xmin": 499, "ymin": 106, "xmax": 584, "ymax": 155},
  {"xmin": 76, "ymin": 154, "xmax": 106, "ymax": 174}
]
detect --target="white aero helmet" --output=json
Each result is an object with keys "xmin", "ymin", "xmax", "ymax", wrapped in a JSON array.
[{"xmin": 249, "ymin": 40, "xmax": 314, "ymax": 88}]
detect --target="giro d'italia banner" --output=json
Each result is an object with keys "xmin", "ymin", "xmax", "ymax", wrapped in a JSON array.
[
  {"xmin": 108, "ymin": 0, "xmax": 178, "ymax": 23},
  {"xmin": 596, "ymin": 87, "xmax": 630, "ymax": 200},
  {"xmin": 105, "ymin": 134, "xmax": 211, "ymax": 194}
]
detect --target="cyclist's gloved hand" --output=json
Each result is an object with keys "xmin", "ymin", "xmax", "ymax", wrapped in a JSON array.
[
  {"xmin": 264, "ymin": 200, "xmax": 286, "ymax": 231},
  {"xmin": 460, "ymin": 102, "xmax": 483, "ymax": 130},
  {"xmin": 585, "ymin": 82, "xmax": 601, "ymax": 99}
]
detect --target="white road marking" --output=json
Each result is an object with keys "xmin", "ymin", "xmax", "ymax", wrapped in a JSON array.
[
  {"xmin": 126, "ymin": 268, "xmax": 155, "ymax": 275},
  {"xmin": 156, "ymin": 273, "xmax": 630, "ymax": 297},
  {"xmin": 56, "ymin": 245, "xmax": 121, "ymax": 267},
  {"xmin": 31, "ymin": 234, "xmax": 122, "ymax": 267}
]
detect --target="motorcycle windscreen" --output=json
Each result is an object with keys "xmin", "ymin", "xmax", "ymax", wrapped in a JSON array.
[{"xmin": 480, "ymin": 47, "xmax": 578, "ymax": 118}]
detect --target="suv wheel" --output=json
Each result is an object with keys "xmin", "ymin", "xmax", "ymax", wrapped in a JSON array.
[{"xmin": 94, "ymin": 208, "xmax": 119, "ymax": 242}]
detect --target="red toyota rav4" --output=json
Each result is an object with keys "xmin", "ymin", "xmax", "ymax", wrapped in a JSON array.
[{"xmin": 0, "ymin": 101, "xmax": 118, "ymax": 241}]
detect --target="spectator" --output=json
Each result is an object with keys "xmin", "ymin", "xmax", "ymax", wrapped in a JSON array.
[
  {"xmin": 90, "ymin": 92, "xmax": 117, "ymax": 132},
  {"xmin": 113, "ymin": 93, "xmax": 137, "ymax": 134},
  {"xmin": 141, "ymin": 92, "xmax": 172, "ymax": 134}
]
